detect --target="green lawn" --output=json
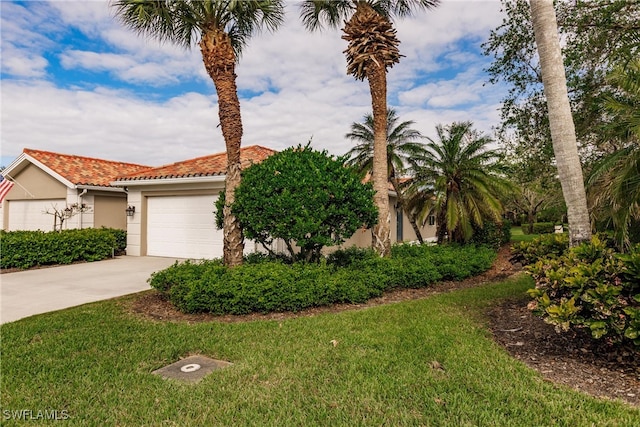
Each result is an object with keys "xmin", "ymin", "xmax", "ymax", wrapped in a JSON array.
[
  {"xmin": 511, "ymin": 226, "xmax": 544, "ymax": 242},
  {"xmin": 2, "ymin": 276, "xmax": 638, "ymax": 426}
]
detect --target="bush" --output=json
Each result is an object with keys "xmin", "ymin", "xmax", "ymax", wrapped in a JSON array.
[
  {"xmin": 104, "ymin": 227, "xmax": 127, "ymax": 254},
  {"xmin": 1, "ymin": 228, "xmax": 120, "ymax": 269},
  {"xmin": 521, "ymin": 222, "xmax": 560, "ymax": 235},
  {"xmin": 470, "ymin": 220, "xmax": 511, "ymax": 249},
  {"xmin": 326, "ymin": 246, "xmax": 377, "ymax": 268},
  {"xmin": 149, "ymin": 244, "xmax": 497, "ymax": 315},
  {"xmin": 527, "ymin": 237, "xmax": 640, "ymax": 348},
  {"xmin": 511, "ymin": 233, "xmax": 570, "ymax": 265},
  {"xmin": 216, "ymin": 144, "xmax": 378, "ymax": 263}
]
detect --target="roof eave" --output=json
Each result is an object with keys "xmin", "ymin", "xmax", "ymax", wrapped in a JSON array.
[
  {"xmin": 76, "ymin": 184, "xmax": 127, "ymax": 193},
  {"xmin": 111, "ymin": 174, "xmax": 227, "ymax": 187},
  {"xmin": 2, "ymin": 152, "xmax": 76, "ymax": 188}
]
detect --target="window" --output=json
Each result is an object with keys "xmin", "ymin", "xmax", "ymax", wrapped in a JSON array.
[{"xmin": 428, "ymin": 215, "xmax": 436, "ymax": 226}]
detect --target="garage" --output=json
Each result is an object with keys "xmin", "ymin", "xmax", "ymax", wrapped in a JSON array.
[
  {"xmin": 7, "ymin": 199, "xmax": 65, "ymax": 231},
  {"xmin": 146, "ymin": 195, "xmax": 223, "ymax": 259}
]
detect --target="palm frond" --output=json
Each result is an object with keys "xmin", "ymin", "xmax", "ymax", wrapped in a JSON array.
[
  {"xmin": 112, "ymin": 0, "xmax": 284, "ymax": 56},
  {"xmin": 299, "ymin": 0, "xmax": 353, "ymax": 31}
]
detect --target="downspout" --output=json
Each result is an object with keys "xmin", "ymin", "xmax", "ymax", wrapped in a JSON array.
[{"xmin": 78, "ymin": 189, "xmax": 88, "ymax": 229}]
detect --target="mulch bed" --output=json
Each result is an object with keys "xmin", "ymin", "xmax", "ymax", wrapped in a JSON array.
[
  {"xmin": 127, "ymin": 245, "xmax": 639, "ymax": 407},
  {"xmin": 488, "ymin": 297, "xmax": 639, "ymax": 407}
]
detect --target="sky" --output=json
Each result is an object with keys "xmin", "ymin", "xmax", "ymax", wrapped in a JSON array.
[{"xmin": 0, "ymin": 0, "xmax": 508, "ymax": 169}]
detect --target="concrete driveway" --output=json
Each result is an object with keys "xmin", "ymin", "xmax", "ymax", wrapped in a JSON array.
[{"xmin": 0, "ymin": 256, "xmax": 181, "ymax": 324}]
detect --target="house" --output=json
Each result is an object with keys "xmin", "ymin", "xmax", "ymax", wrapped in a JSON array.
[
  {"xmin": 339, "ymin": 185, "xmax": 436, "ymax": 250},
  {"xmin": 2, "ymin": 146, "xmax": 436, "ymax": 258},
  {"xmin": 111, "ymin": 145, "xmax": 276, "ymax": 258},
  {"xmin": 0, "ymin": 149, "xmax": 151, "ymax": 232},
  {"xmin": 113, "ymin": 145, "xmax": 436, "ymax": 258}
]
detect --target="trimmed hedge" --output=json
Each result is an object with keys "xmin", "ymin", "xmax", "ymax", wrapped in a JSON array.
[
  {"xmin": 149, "ymin": 244, "xmax": 497, "ymax": 315},
  {"xmin": 1, "ymin": 228, "xmax": 124, "ymax": 270},
  {"xmin": 520, "ymin": 222, "xmax": 563, "ymax": 235},
  {"xmin": 470, "ymin": 220, "xmax": 512, "ymax": 249}
]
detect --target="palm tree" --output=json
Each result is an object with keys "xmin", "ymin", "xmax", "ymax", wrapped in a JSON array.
[
  {"xmin": 588, "ymin": 59, "xmax": 640, "ymax": 249},
  {"xmin": 605, "ymin": 59, "xmax": 640, "ymax": 139},
  {"xmin": 345, "ymin": 108, "xmax": 428, "ymax": 243},
  {"xmin": 529, "ymin": 0, "xmax": 592, "ymax": 247},
  {"xmin": 300, "ymin": 0, "xmax": 440, "ymax": 256},
  {"xmin": 112, "ymin": 0, "xmax": 284, "ymax": 267},
  {"xmin": 407, "ymin": 122, "xmax": 512, "ymax": 244}
]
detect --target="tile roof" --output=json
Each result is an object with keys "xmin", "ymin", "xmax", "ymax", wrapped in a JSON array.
[
  {"xmin": 24, "ymin": 148, "xmax": 153, "ymax": 187},
  {"xmin": 116, "ymin": 145, "xmax": 277, "ymax": 181}
]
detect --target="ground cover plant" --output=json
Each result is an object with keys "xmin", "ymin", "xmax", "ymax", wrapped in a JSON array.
[
  {"xmin": 2, "ymin": 276, "xmax": 638, "ymax": 426},
  {"xmin": 526, "ymin": 236, "xmax": 640, "ymax": 347},
  {"xmin": 0, "ymin": 228, "xmax": 125, "ymax": 270},
  {"xmin": 149, "ymin": 243, "xmax": 496, "ymax": 315},
  {"xmin": 510, "ymin": 232, "xmax": 569, "ymax": 264}
]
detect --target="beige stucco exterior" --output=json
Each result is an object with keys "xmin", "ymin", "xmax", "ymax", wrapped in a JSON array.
[
  {"xmin": 334, "ymin": 194, "xmax": 436, "ymax": 252},
  {"xmin": 4, "ymin": 164, "xmax": 67, "ymax": 200},
  {"xmin": 1, "ymin": 160, "xmax": 128, "ymax": 231},
  {"xmin": 92, "ymin": 195, "xmax": 128, "ymax": 230}
]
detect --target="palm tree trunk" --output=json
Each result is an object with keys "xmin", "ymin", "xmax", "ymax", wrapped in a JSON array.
[
  {"xmin": 530, "ymin": 0, "xmax": 591, "ymax": 247},
  {"xmin": 367, "ymin": 64, "xmax": 392, "ymax": 256},
  {"xmin": 436, "ymin": 210, "xmax": 447, "ymax": 244},
  {"xmin": 201, "ymin": 31, "xmax": 244, "ymax": 267},
  {"xmin": 390, "ymin": 176, "xmax": 424, "ymax": 244}
]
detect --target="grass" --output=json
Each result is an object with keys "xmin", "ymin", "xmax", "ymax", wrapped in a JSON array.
[
  {"xmin": 511, "ymin": 226, "xmax": 545, "ymax": 242},
  {"xmin": 2, "ymin": 276, "xmax": 639, "ymax": 426}
]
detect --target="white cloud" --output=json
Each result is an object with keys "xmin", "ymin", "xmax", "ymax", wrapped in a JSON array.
[
  {"xmin": 1, "ymin": 47, "xmax": 49, "ymax": 78},
  {"xmin": 399, "ymin": 71, "xmax": 490, "ymax": 109},
  {"xmin": 1, "ymin": 0, "xmax": 508, "ymax": 167}
]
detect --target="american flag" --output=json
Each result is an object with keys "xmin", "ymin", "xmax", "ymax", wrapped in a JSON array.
[{"xmin": 0, "ymin": 176, "xmax": 15, "ymax": 202}]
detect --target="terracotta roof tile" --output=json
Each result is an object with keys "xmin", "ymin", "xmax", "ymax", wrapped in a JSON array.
[
  {"xmin": 116, "ymin": 145, "xmax": 277, "ymax": 181},
  {"xmin": 25, "ymin": 148, "xmax": 153, "ymax": 187}
]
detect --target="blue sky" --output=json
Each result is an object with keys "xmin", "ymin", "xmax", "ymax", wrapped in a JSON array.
[{"xmin": 1, "ymin": 0, "xmax": 507, "ymax": 168}]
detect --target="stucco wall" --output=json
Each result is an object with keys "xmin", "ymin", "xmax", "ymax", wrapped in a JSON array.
[
  {"xmin": 94, "ymin": 195, "xmax": 127, "ymax": 230},
  {"xmin": 4, "ymin": 164, "xmax": 67, "ymax": 200}
]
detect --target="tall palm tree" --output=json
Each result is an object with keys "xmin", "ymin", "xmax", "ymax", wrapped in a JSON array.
[
  {"xmin": 300, "ymin": 0, "xmax": 440, "ymax": 256},
  {"xmin": 345, "ymin": 108, "xmax": 428, "ymax": 243},
  {"xmin": 112, "ymin": 0, "xmax": 284, "ymax": 267},
  {"xmin": 407, "ymin": 122, "xmax": 512, "ymax": 244},
  {"xmin": 529, "ymin": 0, "xmax": 591, "ymax": 247}
]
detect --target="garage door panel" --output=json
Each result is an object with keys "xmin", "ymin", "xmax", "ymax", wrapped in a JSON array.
[
  {"xmin": 147, "ymin": 195, "xmax": 223, "ymax": 259},
  {"xmin": 8, "ymin": 199, "xmax": 65, "ymax": 231}
]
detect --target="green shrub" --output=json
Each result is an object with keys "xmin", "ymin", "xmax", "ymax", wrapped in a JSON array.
[
  {"xmin": 527, "ymin": 237, "xmax": 640, "ymax": 347},
  {"xmin": 470, "ymin": 220, "xmax": 512, "ymax": 249},
  {"xmin": 217, "ymin": 144, "xmax": 378, "ymax": 263},
  {"xmin": 326, "ymin": 246, "xmax": 377, "ymax": 268},
  {"xmin": 102, "ymin": 227, "xmax": 127, "ymax": 254},
  {"xmin": 511, "ymin": 233, "xmax": 570, "ymax": 266},
  {"xmin": 1, "ymin": 228, "xmax": 118, "ymax": 269},
  {"xmin": 149, "ymin": 244, "xmax": 497, "ymax": 315}
]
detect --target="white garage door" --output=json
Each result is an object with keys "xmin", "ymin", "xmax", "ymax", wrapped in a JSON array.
[
  {"xmin": 8, "ymin": 199, "xmax": 65, "ymax": 231},
  {"xmin": 147, "ymin": 195, "xmax": 223, "ymax": 259}
]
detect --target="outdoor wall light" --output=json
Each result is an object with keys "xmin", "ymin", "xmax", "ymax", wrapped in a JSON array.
[{"xmin": 125, "ymin": 205, "xmax": 136, "ymax": 217}]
